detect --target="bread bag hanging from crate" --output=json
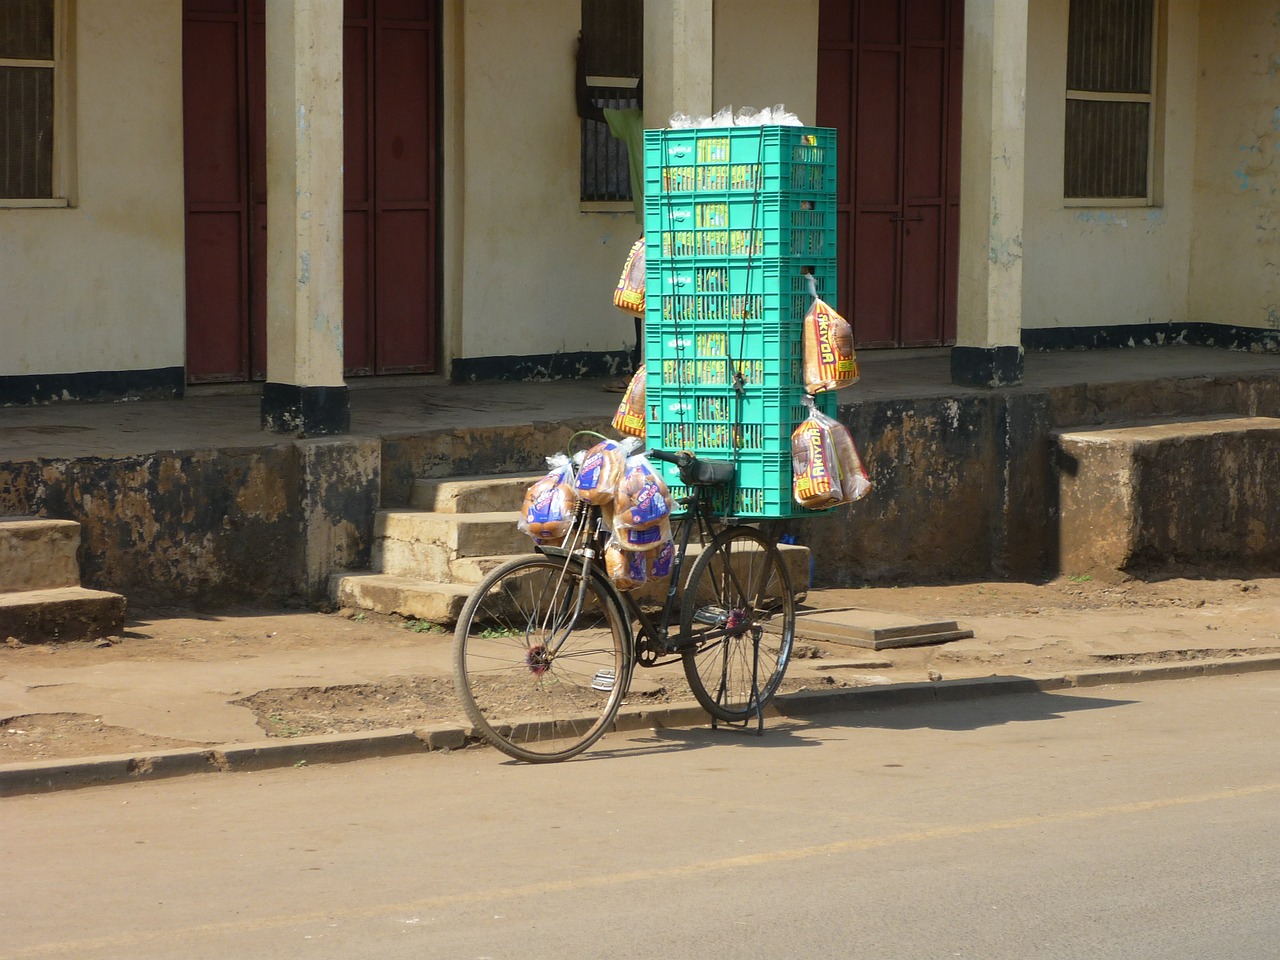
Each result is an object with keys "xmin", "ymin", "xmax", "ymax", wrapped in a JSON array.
[
  {"xmin": 611, "ymin": 365, "xmax": 646, "ymax": 438},
  {"xmin": 802, "ymin": 275, "xmax": 859, "ymax": 394},
  {"xmin": 792, "ymin": 398, "xmax": 872, "ymax": 508},
  {"xmin": 613, "ymin": 237, "xmax": 646, "ymax": 317}
]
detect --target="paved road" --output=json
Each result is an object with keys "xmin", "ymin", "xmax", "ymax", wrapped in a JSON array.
[{"xmin": 5, "ymin": 673, "xmax": 1280, "ymax": 960}]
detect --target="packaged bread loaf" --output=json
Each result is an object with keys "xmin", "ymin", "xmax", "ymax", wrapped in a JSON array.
[
  {"xmin": 575, "ymin": 437, "xmax": 638, "ymax": 505},
  {"xmin": 791, "ymin": 407, "xmax": 843, "ymax": 509},
  {"xmin": 611, "ymin": 365, "xmax": 646, "ymax": 438},
  {"xmin": 646, "ymin": 538, "xmax": 675, "ymax": 581},
  {"xmin": 605, "ymin": 537, "xmax": 648, "ymax": 591},
  {"xmin": 518, "ymin": 455, "xmax": 578, "ymax": 542},
  {"xmin": 613, "ymin": 453, "xmax": 672, "ymax": 530},
  {"xmin": 613, "ymin": 237, "xmax": 646, "ymax": 317},
  {"xmin": 802, "ymin": 295, "xmax": 859, "ymax": 394}
]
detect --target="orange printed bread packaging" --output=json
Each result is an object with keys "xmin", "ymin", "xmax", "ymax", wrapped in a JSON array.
[
  {"xmin": 791, "ymin": 414, "xmax": 843, "ymax": 508},
  {"xmin": 612, "ymin": 237, "xmax": 646, "ymax": 317},
  {"xmin": 792, "ymin": 402, "xmax": 872, "ymax": 508},
  {"xmin": 802, "ymin": 296, "xmax": 859, "ymax": 394},
  {"xmin": 611, "ymin": 365, "xmax": 646, "ymax": 438},
  {"xmin": 518, "ymin": 455, "xmax": 578, "ymax": 543}
]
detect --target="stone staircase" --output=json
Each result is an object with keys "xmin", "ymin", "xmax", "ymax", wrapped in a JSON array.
[
  {"xmin": 330, "ymin": 472, "xmax": 543, "ymax": 624},
  {"xmin": 0, "ymin": 517, "xmax": 127, "ymax": 643},
  {"xmin": 330, "ymin": 471, "xmax": 813, "ymax": 625}
]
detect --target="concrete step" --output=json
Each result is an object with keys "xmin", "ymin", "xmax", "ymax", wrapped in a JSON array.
[
  {"xmin": 0, "ymin": 518, "xmax": 82, "ymax": 592},
  {"xmin": 409, "ymin": 473, "xmax": 543, "ymax": 514},
  {"xmin": 330, "ymin": 572, "xmax": 474, "ymax": 625},
  {"xmin": 0, "ymin": 586, "xmax": 126, "ymax": 643},
  {"xmin": 373, "ymin": 509, "xmax": 532, "ymax": 580}
]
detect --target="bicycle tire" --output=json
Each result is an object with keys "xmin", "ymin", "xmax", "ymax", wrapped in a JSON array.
[
  {"xmin": 453, "ymin": 553, "xmax": 632, "ymax": 762},
  {"xmin": 679, "ymin": 526, "xmax": 796, "ymax": 723}
]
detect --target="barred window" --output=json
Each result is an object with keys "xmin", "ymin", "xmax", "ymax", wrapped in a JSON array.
[
  {"xmin": 1064, "ymin": 0, "xmax": 1156, "ymax": 201},
  {"xmin": 1, "ymin": 0, "xmax": 57, "ymax": 200},
  {"xmin": 578, "ymin": 0, "xmax": 642, "ymax": 203}
]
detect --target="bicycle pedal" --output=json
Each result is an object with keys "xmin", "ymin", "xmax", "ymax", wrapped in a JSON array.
[
  {"xmin": 691, "ymin": 604, "xmax": 728, "ymax": 626},
  {"xmin": 591, "ymin": 669, "xmax": 617, "ymax": 692}
]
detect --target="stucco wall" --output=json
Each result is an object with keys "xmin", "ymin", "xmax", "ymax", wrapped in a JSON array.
[
  {"xmin": 449, "ymin": 1, "xmax": 640, "ymax": 371},
  {"xmin": 1188, "ymin": 1, "xmax": 1280, "ymax": 332},
  {"xmin": 0, "ymin": 1, "xmax": 186, "ymax": 378},
  {"xmin": 712, "ymin": 0, "xmax": 819, "ymax": 125},
  {"xmin": 1021, "ymin": 0, "xmax": 1199, "ymax": 332}
]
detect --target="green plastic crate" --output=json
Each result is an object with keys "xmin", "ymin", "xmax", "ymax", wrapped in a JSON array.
[
  {"xmin": 643, "ymin": 126, "xmax": 837, "ymax": 197},
  {"xmin": 644, "ymin": 193, "xmax": 836, "ymax": 261}
]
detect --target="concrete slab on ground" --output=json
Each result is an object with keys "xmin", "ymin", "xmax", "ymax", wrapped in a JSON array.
[{"xmin": 796, "ymin": 607, "xmax": 975, "ymax": 649}]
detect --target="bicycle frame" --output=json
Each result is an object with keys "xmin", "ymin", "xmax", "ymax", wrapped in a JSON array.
[{"xmin": 536, "ymin": 484, "xmax": 726, "ymax": 668}]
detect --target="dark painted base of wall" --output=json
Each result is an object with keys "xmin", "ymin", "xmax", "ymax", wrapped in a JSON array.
[
  {"xmin": 1024, "ymin": 322, "xmax": 1280, "ymax": 353},
  {"xmin": 951, "ymin": 345, "xmax": 1025, "ymax": 388},
  {"xmin": 450, "ymin": 350, "xmax": 635, "ymax": 384},
  {"xmin": 261, "ymin": 382, "xmax": 351, "ymax": 436},
  {"xmin": 0, "ymin": 367, "xmax": 184, "ymax": 406}
]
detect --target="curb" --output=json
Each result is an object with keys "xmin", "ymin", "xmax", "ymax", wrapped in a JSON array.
[{"xmin": 4, "ymin": 654, "xmax": 1279, "ymax": 797}]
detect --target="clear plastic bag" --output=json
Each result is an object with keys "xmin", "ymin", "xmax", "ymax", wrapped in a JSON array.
[
  {"xmin": 575, "ymin": 436, "xmax": 640, "ymax": 505},
  {"xmin": 605, "ymin": 536, "xmax": 648, "ymax": 591},
  {"xmin": 518, "ymin": 454, "xmax": 578, "ymax": 543},
  {"xmin": 802, "ymin": 277, "xmax": 859, "ymax": 394},
  {"xmin": 792, "ymin": 399, "xmax": 871, "ymax": 508},
  {"xmin": 611, "ymin": 453, "xmax": 674, "ymax": 550}
]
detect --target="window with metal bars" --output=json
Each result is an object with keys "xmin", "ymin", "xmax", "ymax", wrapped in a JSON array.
[
  {"xmin": 577, "ymin": 0, "xmax": 642, "ymax": 203},
  {"xmin": 1, "ymin": 0, "xmax": 56, "ymax": 200},
  {"xmin": 1064, "ymin": 0, "xmax": 1156, "ymax": 202}
]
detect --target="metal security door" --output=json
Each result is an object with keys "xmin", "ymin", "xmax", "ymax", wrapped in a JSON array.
[
  {"xmin": 182, "ymin": 0, "xmax": 440, "ymax": 381},
  {"xmin": 817, "ymin": 0, "xmax": 962, "ymax": 347}
]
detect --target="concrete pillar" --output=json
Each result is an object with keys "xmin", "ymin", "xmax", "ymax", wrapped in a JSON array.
[
  {"xmin": 643, "ymin": 0, "xmax": 714, "ymax": 128},
  {"xmin": 952, "ymin": 0, "xmax": 1027, "ymax": 388},
  {"xmin": 261, "ymin": 0, "xmax": 349, "ymax": 435}
]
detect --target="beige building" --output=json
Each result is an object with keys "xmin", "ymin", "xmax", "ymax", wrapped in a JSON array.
[{"xmin": 2, "ymin": 0, "xmax": 1277, "ymax": 431}]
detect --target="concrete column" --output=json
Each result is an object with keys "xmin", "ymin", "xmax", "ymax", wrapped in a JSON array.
[
  {"xmin": 261, "ymin": 0, "xmax": 349, "ymax": 435},
  {"xmin": 643, "ymin": 0, "xmax": 714, "ymax": 128},
  {"xmin": 952, "ymin": 0, "xmax": 1028, "ymax": 388}
]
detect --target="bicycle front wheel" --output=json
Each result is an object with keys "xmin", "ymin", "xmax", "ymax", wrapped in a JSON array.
[
  {"xmin": 679, "ymin": 526, "xmax": 796, "ymax": 723},
  {"xmin": 454, "ymin": 554, "xmax": 632, "ymax": 762}
]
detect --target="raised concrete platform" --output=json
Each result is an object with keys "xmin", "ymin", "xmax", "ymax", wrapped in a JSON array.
[{"xmin": 1056, "ymin": 416, "xmax": 1280, "ymax": 579}]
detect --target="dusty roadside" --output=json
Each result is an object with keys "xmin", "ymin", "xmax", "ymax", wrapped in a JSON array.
[{"xmin": 3, "ymin": 574, "xmax": 1280, "ymax": 765}]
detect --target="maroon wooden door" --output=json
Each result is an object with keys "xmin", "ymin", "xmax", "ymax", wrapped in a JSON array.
[
  {"xmin": 183, "ymin": 0, "xmax": 439, "ymax": 382},
  {"xmin": 817, "ymin": 0, "xmax": 962, "ymax": 347}
]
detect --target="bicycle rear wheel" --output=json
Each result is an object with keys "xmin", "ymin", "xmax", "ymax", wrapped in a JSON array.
[
  {"xmin": 679, "ymin": 526, "xmax": 796, "ymax": 723},
  {"xmin": 454, "ymin": 554, "xmax": 631, "ymax": 762}
]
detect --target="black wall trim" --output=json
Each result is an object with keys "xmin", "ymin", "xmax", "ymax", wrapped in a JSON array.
[
  {"xmin": 951, "ymin": 345, "xmax": 1025, "ymax": 388},
  {"xmin": 1023, "ymin": 322, "xmax": 1280, "ymax": 353},
  {"xmin": 0, "ymin": 367, "xmax": 185, "ymax": 407},
  {"xmin": 450, "ymin": 350, "xmax": 634, "ymax": 384},
  {"xmin": 260, "ymin": 382, "xmax": 351, "ymax": 436}
]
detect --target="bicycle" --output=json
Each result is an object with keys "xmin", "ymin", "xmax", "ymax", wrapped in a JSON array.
[{"xmin": 452, "ymin": 440, "xmax": 797, "ymax": 762}]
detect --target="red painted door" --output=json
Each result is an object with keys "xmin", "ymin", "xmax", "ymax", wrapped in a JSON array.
[
  {"xmin": 817, "ymin": 0, "xmax": 962, "ymax": 347},
  {"xmin": 182, "ymin": 0, "xmax": 439, "ymax": 382}
]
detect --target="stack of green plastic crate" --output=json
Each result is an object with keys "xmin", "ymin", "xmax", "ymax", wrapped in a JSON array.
[{"xmin": 642, "ymin": 125, "xmax": 839, "ymax": 518}]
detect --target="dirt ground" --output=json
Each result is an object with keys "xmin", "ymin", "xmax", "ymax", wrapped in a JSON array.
[{"xmin": 4, "ymin": 574, "xmax": 1280, "ymax": 764}]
